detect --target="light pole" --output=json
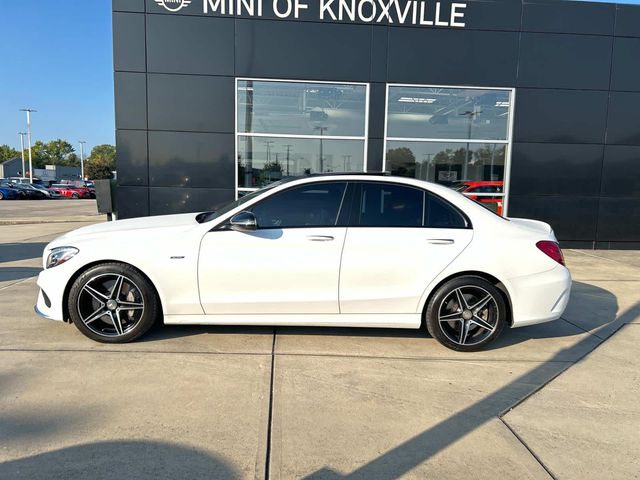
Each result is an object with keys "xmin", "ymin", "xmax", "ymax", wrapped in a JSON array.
[
  {"xmin": 18, "ymin": 132, "xmax": 27, "ymax": 178},
  {"xmin": 314, "ymin": 126, "xmax": 328, "ymax": 172},
  {"xmin": 78, "ymin": 141, "xmax": 87, "ymax": 180},
  {"xmin": 20, "ymin": 108, "xmax": 36, "ymax": 183},
  {"xmin": 283, "ymin": 144, "xmax": 293, "ymax": 176}
]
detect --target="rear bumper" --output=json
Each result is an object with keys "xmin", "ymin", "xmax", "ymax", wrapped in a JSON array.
[{"xmin": 507, "ymin": 264, "xmax": 572, "ymax": 328}]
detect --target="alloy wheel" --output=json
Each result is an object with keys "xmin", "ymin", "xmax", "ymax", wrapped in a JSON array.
[
  {"xmin": 76, "ymin": 273, "xmax": 145, "ymax": 337},
  {"xmin": 437, "ymin": 285, "xmax": 499, "ymax": 346}
]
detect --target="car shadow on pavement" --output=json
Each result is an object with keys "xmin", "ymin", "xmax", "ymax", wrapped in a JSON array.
[
  {"xmin": 0, "ymin": 242, "xmax": 48, "ymax": 263},
  {"xmin": 0, "ymin": 266, "xmax": 41, "ymax": 283},
  {"xmin": 301, "ymin": 295, "xmax": 640, "ymax": 479},
  {"xmin": 0, "ymin": 440, "xmax": 239, "ymax": 479}
]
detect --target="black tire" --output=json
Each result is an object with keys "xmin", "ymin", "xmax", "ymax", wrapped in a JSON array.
[
  {"xmin": 68, "ymin": 262, "xmax": 160, "ymax": 343},
  {"xmin": 0, "ymin": 192, "xmax": 4, "ymax": 200},
  {"xmin": 425, "ymin": 276, "xmax": 506, "ymax": 352},
  {"xmin": 71, "ymin": 192, "xmax": 79, "ymax": 199}
]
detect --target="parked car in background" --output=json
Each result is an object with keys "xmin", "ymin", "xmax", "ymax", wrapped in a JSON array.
[
  {"xmin": 0, "ymin": 183, "xmax": 20, "ymax": 200},
  {"xmin": 30, "ymin": 183, "xmax": 60, "ymax": 198},
  {"xmin": 12, "ymin": 183, "xmax": 48, "ymax": 199},
  {"xmin": 59, "ymin": 180, "xmax": 96, "ymax": 198},
  {"xmin": 49, "ymin": 184, "xmax": 93, "ymax": 199},
  {"xmin": 451, "ymin": 181, "xmax": 504, "ymax": 216}
]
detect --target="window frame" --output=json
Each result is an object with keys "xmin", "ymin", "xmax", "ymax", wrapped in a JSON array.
[
  {"xmin": 235, "ymin": 77, "xmax": 370, "ymax": 198},
  {"xmin": 382, "ymin": 83, "xmax": 516, "ymax": 216}
]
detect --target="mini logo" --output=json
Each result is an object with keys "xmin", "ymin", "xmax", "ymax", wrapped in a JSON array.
[{"xmin": 154, "ymin": 0, "xmax": 191, "ymax": 12}]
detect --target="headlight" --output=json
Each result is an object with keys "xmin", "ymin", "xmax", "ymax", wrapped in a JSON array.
[{"xmin": 46, "ymin": 247, "xmax": 79, "ymax": 269}]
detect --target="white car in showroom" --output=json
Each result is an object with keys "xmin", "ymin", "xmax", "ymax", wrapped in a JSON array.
[{"xmin": 35, "ymin": 174, "xmax": 571, "ymax": 352}]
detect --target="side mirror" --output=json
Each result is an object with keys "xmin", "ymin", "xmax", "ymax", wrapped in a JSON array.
[{"xmin": 229, "ymin": 211, "xmax": 257, "ymax": 232}]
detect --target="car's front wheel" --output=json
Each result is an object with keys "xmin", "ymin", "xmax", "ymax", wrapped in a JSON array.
[
  {"xmin": 68, "ymin": 263, "xmax": 159, "ymax": 343},
  {"xmin": 425, "ymin": 276, "xmax": 506, "ymax": 352}
]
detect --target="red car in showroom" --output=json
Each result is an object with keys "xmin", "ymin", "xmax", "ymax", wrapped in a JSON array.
[
  {"xmin": 49, "ymin": 184, "xmax": 93, "ymax": 199},
  {"xmin": 452, "ymin": 181, "xmax": 504, "ymax": 215}
]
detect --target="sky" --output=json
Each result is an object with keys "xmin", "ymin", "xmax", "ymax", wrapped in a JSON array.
[
  {"xmin": 0, "ymin": 0, "xmax": 114, "ymax": 154},
  {"xmin": 1, "ymin": 0, "xmax": 639, "ymax": 155}
]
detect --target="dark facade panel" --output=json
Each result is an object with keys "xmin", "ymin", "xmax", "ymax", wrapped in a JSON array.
[
  {"xmin": 114, "ymin": 72, "xmax": 147, "ymax": 130},
  {"xmin": 112, "ymin": 12, "xmax": 146, "ymax": 72},
  {"xmin": 606, "ymin": 91, "xmax": 640, "ymax": 146},
  {"xmin": 147, "ymin": 74, "xmax": 234, "ymax": 132},
  {"xmin": 148, "ymin": 131, "xmax": 234, "ymax": 188},
  {"xmin": 597, "ymin": 198, "xmax": 640, "ymax": 242},
  {"xmin": 146, "ymin": 14, "xmax": 234, "ymax": 75},
  {"xmin": 611, "ymin": 37, "xmax": 640, "ymax": 92},
  {"xmin": 522, "ymin": 0, "xmax": 615, "ymax": 36},
  {"xmin": 116, "ymin": 130, "xmax": 148, "ymax": 186},
  {"xmin": 367, "ymin": 138, "xmax": 384, "ymax": 172},
  {"xmin": 600, "ymin": 145, "xmax": 640, "ymax": 197},
  {"xmin": 370, "ymin": 27, "xmax": 387, "ymax": 83},
  {"xmin": 235, "ymin": 20, "xmax": 371, "ymax": 82},
  {"xmin": 387, "ymin": 28, "xmax": 519, "ymax": 86},
  {"xmin": 510, "ymin": 143, "xmax": 604, "ymax": 196},
  {"xmin": 518, "ymin": 32, "xmax": 612, "ymax": 90},
  {"xmin": 149, "ymin": 187, "xmax": 235, "ymax": 216},
  {"xmin": 508, "ymin": 195, "xmax": 599, "ymax": 241},
  {"xmin": 514, "ymin": 89, "xmax": 608, "ymax": 144},
  {"xmin": 368, "ymin": 83, "xmax": 386, "ymax": 139},
  {"xmin": 116, "ymin": 186, "xmax": 149, "ymax": 219},
  {"xmin": 113, "ymin": 0, "xmax": 145, "ymax": 13},
  {"xmin": 615, "ymin": 4, "xmax": 640, "ymax": 38}
]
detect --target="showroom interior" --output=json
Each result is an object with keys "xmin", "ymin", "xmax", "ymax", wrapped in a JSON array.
[{"xmin": 112, "ymin": 0, "xmax": 640, "ymax": 248}]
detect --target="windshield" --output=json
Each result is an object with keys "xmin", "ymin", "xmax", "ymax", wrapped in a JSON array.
[{"xmin": 196, "ymin": 181, "xmax": 285, "ymax": 224}]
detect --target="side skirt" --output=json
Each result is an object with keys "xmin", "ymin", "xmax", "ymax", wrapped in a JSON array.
[{"xmin": 163, "ymin": 313, "xmax": 421, "ymax": 329}]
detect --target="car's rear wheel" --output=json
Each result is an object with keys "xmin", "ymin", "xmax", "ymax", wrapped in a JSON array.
[
  {"xmin": 68, "ymin": 263, "xmax": 159, "ymax": 343},
  {"xmin": 71, "ymin": 192, "xmax": 79, "ymax": 198},
  {"xmin": 0, "ymin": 192, "xmax": 4, "ymax": 200},
  {"xmin": 425, "ymin": 276, "xmax": 506, "ymax": 352}
]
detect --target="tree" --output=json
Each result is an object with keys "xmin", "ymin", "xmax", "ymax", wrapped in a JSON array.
[
  {"xmin": 89, "ymin": 144, "xmax": 116, "ymax": 164},
  {"xmin": 42, "ymin": 139, "xmax": 75, "ymax": 165},
  {"xmin": 0, "ymin": 144, "xmax": 20, "ymax": 162},
  {"xmin": 386, "ymin": 147, "xmax": 416, "ymax": 177},
  {"xmin": 84, "ymin": 156, "xmax": 114, "ymax": 180}
]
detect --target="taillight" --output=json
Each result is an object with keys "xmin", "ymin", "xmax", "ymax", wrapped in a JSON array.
[{"xmin": 536, "ymin": 240, "xmax": 565, "ymax": 266}]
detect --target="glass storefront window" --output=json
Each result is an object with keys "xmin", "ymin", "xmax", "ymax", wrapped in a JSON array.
[
  {"xmin": 237, "ymin": 80, "xmax": 367, "ymax": 137},
  {"xmin": 386, "ymin": 141, "xmax": 506, "ymax": 184},
  {"xmin": 236, "ymin": 79, "xmax": 368, "ymax": 193},
  {"xmin": 386, "ymin": 86, "xmax": 510, "ymax": 141},
  {"xmin": 385, "ymin": 85, "xmax": 514, "ymax": 216},
  {"xmin": 237, "ymin": 135, "xmax": 364, "ymax": 189}
]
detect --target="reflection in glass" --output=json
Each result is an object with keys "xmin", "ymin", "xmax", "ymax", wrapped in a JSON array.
[
  {"xmin": 238, "ymin": 80, "xmax": 367, "ymax": 137},
  {"xmin": 386, "ymin": 141, "xmax": 506, "ymax": 185},
  {"xmin": 387, "ymin": 86, "xmax": 511, "ymax": 141},
  {"xmin": 238, "ymin": 136, "xmax": 364, "ymax": 189}
]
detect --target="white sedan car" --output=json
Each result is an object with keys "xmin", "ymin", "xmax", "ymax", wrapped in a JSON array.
[{"xmin": 35, "ymin": 174, "xmax": 571, "ymax": 352}]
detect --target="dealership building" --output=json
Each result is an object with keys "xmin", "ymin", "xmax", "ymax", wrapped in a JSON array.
[{"xmin": 112, "ymin": 0, "xmax": 640, "ymax": 248}]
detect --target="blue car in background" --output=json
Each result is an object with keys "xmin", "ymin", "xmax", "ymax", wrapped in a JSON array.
[{"xmin": 0, "ymin": 182, "xmax": 21, "ymax": 200}]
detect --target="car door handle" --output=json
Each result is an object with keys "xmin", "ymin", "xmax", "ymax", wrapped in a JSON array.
[
  {"xmin": 427, "ymin": 238, "xmax": 455, "ymax": 245},
  {"xmin": 306, "ymin": 235, "xmax": 334, "ymax": 242}
]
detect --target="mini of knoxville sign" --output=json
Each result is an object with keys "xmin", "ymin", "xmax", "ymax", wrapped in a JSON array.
[{"xmin": 154, "ymin": 0, "xmax": 468, "ymax": 28}]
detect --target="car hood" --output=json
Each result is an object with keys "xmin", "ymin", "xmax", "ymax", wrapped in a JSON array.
[
  {"xmin": 507, "ymin": 217, "xmax": 554, "ymax": 237},
  {"xmin": 52, "ymin": 213, "xmax": 200, "ymax": 243}
]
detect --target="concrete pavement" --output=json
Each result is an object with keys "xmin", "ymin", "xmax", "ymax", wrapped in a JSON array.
[
  {"xmin": 0, "ymin": 199, "xmax": 104, "ymax": 224},
  {"xmin": 0, "ymin": 218, "xmax": 639, "ymax": 479}
]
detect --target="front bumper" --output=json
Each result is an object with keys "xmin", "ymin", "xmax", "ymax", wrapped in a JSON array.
[
  {"xmin": 507, "ymin": 264, "xmax": 572, "ymax": 328},
  {"xmin": 35, "ymin": 265, "xmax": 73, "ymax": 322}
]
